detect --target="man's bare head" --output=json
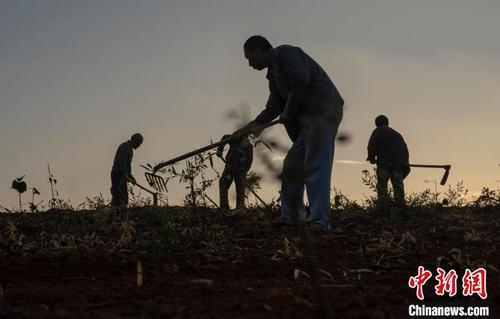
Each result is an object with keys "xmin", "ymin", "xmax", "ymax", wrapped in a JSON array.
[
  {"xmin": 375, "ymin": 115, "xmax": 389, "ymax": 127},
  {"xmin": 130, "ymin": 133, "xmax": 143, "ymax": 149},
  {"xmin": 244, "ymin": 35, "xmax": 272, "ymax": 71}
]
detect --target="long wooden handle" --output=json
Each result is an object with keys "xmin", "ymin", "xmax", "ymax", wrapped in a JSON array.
[
  {"xmin": 132, "ymin": 181, "xmax": 157, "ymax": 195},
  {"xmin": 153, "ymin": 119, "xmax": 280, "ymax": 172},
  {"xmin": 410, "ymin": 164, "xmax": 451, "ymax": 169},
  {"xmin": 153, "ymin": 140, "xmax": 227, "ymax": 172}
]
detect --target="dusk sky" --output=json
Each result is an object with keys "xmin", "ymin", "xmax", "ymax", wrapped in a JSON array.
[{"xmin": 1, "ymin": 0, "xmax": 499, "ymax": 209}]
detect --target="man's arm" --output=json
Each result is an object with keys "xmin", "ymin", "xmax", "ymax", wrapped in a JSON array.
[
  {"xmin": 233, "ymin": 93, "xmax": 282, "ymax": 140},
  {"xmin": 127, "ymin": 149, "xmax": 136, "ymax": 184},
  {"xmin": 254, "ymin": 92, "xmax": 282, "ymax": 124},
  {"xmin": 402, "ymin": 139, "xmax": 410, "ymax": 165},
  {"xmin": 216, "ymin": 134, "xmax": 231, "ymax": 158},
  {"xmin": 276, "ymin": 47, "xmax": 311, "ymax": 121},
  {"xmin": 367, "ymin": 130, "xmax": 379, "ymax": 163}
]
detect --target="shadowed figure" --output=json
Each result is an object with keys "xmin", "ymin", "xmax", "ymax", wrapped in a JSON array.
[
  {"xmin": 217, "ymin": 134, "xmax": 253, "ymax": 210},
  {"xmin": 233, "ymin": 35, "xmax": 344, "ymax": 232},
  {"xmin": 367, "ymin": 115, "xmax": 410, "ymax": 207},
  {"xmin": 110, "ymin": 133, "xmax": 143, "ymax": 208}
]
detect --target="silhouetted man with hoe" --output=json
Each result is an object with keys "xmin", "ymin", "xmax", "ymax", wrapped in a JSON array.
[
  {"xmin": 111, "ymin": 133, "xmax": 143, "ymax": 208},
  {"xmin": 233, "ymin": 35, "xmax": 344, "ymax": 232},
  {"xmin": 367, "ymin": 115, "xmax": 410, "ymax": 208},
  {"xmin": 217, "ymin": 134, "xmax": 253, "ymax": 210}
]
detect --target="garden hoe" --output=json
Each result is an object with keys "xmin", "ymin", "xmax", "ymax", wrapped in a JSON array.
[
  {"xmin": 144, "ymin": 119, "xmax": 281, "ymax": 192},
  {"xmin": 342, "ymin": 161, "xmax": 452, "ymax": 186},
  {"xmin": 409, "ymin": 164, "xmax": 451, "ymax": 185}
]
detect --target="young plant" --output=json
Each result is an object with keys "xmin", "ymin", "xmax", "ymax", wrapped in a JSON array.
[
  {"xmin": 331, "ymin": 187, "xmax": 361, "ymax": 211},
  {"xmin": 474, "ymin": 187, "xmax": 500, "ymax": 207},
  {"xmin": 11, "ymin": 176, "xmax": 27, "ymax": 212},
  {"xmin": 424, "ymin": 178, "xmax": 440, "ymax": 203},
  {"xmin": 244, "ymin": 171, "xmax": 268, "ymax": 207},
  {"xmin": 361, "ymin": 169, "xmax": 378, "ymax": 191},
  {"xmin": 179, "ymin": 153, "xmax": 218, "ymax": 207},
  {"xmin": 47, "ymin": 164, "xmax": 62, "ymax": 209},
  {"xmin": 443, "ymin": 181, "xmax": 468, "ymax": 207},
  {"xmin": 78, "ymin": 193, "xmax": 108, "ymax": 210},
  {"xmin": 29, "ymin": 187, "xmax": 41, "ymax": 212}
]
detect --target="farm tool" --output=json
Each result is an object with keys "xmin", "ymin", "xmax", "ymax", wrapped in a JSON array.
[
  {"xmin": 344, "ymin": 161, "xmax": 452, "ymax": 185},
  {"xmin": 409, "ymin": 164, "xmax": 451, "ymax": 185},
  {"xmin": 144, "ymin": 173, "xmax": 168, "ymax": 193},
  {"xmin": 129, "ymin": 178, "xmax": 159, "ymax": 206},
  {"xmin": 144, "ymin": 119, "xmax": 281, "ymax": 192}
]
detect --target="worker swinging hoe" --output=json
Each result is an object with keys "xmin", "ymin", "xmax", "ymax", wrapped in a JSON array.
[
  {"xmin": 409, "ymin": 164, "xmax": 451, "ymax": 185},
  {"xmin": 360, "ymin": 112, "xmax": 454, "ymax": 208}
]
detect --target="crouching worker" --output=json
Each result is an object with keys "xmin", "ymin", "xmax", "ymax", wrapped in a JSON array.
[
  {"xmin": 111, "ymin": 133, "xmax": 143, "ymax": 208},
  {"xmin": 367, "ymin": 115, "xmax": 410, "ymax": 207},
  {"xmin": 217, "ymin": 134, "xmax": 253, "ymax": 210}
]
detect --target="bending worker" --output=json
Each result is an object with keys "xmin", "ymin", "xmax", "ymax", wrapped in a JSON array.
[
  {"xmin": 111, "ymin": 133, "xmax": 143, "ymax": 208},
  {"xmin": 233, "ymin": 35, "xmax": 344, "ymax": 232}
]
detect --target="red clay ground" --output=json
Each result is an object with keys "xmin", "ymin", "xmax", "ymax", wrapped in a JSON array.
[{"xmin": 0, "ymin": 206, "xmax": 498, "ymax": 318}]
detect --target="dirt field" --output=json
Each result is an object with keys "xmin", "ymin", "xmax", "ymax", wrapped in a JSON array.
[{"xmin": 0, "ymin": 205, "xmax": 498, "ymax": 318}]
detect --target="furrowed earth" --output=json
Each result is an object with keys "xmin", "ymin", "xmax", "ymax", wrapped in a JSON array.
[{"xmin": 0, "ymin": 206, "xmax": 498, "ymax": 318}]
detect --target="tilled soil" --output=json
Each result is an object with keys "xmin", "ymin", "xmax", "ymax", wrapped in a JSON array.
[{"xmin": 0, "ymin": 206, "xmax": 498, "ymax": 318}]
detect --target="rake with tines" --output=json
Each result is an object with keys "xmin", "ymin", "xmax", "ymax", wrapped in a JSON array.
[
  {"xmin": 144, "ymin": 119, "xmax": 280, "ymax": 192},
  {"xmin": 144, "ymin": 173, "xmax": 168, "ymax": 193}
]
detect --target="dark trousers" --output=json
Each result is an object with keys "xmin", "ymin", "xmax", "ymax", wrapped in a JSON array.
[
  {"xmin": 111, "ymin": 171, "xmax": 128, "ymax": 207},
  {"xmin": 376, "ymin": 165, "xmax": 409, "ymax": 206},
  {"xmin": 219, "ymin": 166, "xmax": 248, "ymax": 210}
]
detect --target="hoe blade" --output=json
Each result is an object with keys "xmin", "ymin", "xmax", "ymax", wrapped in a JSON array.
[{"xmin": 440, "ymin": 165, "xmax": 451, "ymax": 185}]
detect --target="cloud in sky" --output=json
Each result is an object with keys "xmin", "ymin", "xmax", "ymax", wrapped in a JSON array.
[{"xmin": 335, "ymin": 160, "xmax": 368, "ymax": 166}]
